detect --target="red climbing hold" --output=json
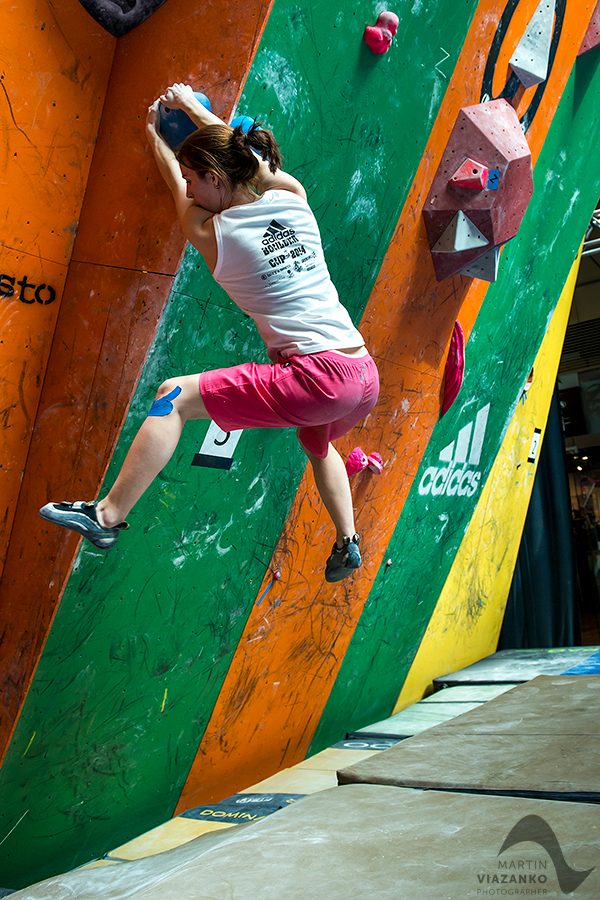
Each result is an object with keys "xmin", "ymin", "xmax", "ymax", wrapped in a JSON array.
[
  {"xmin": 449, "ymin": 158, "xmax": 490, "ymax": 190},
  {"xmin": 578, "ymin": 1, "xmax": 600, "ymax": 56},
  {"xmin": 422, "ymin": 99, "xmax": 533, "ymax": 282},
  {"xmin": 363, "ymin": 11, "xmax": 399, "ymax": 54}
]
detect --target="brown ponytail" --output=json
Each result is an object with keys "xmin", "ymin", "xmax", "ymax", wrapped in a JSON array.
[{"xmin": 177, "ymin": 121, "xmax": 283, "ymax": 188}]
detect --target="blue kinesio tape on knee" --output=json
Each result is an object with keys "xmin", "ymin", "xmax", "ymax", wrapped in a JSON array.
[{"xmin": 148, "ymin": 386, "xmax": 182, "ymax": 417}]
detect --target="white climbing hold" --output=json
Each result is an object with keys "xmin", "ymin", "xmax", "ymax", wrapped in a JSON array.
[
  {"xmin": 510, "ymin": 0, "xmax": 554, "ymax": 89},
  {"xmin": 460, "ymin": 246, "xmax": 501, "ymax": 282},
  {"xmin": 432, "ymin": 211, "xmax": 489, "ymax": 253}
]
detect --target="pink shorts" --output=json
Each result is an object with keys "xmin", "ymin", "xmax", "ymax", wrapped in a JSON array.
[{"xmin": 199, "ymin": 351, "xmax": 379, "ymax": 459}]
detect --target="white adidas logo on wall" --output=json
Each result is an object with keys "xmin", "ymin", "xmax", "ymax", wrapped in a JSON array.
[{"xmin": 418, "ymin": 404, "xmax": 490, "ymax": 498}]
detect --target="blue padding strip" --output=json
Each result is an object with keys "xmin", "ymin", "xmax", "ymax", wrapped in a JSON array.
[
  {"xmin": 561, "ymin": 649, "xmax": 600, "ymax": 675},
  {"xmin": 148, "ymin": 386, "xmax": 182, "ymax": 417}
]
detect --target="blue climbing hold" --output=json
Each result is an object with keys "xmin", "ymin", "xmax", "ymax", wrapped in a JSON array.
[
  {"xmin": 231, "ymin": 115, "xmax": 264, "ymax": 161},
  {"xmin": 159, "ymin": 93, "xmax": 211, "ymax": 151},
  {"xmin": 231, "ymin": 115, "xmax": 259, "ymax": 133},
  {"xmin": 148, "ymin": 385, "xmax": 182, "ymax": 417}
]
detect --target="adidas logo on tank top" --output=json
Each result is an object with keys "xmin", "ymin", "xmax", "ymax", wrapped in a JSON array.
[
  {"xmin": 261, "ymin": 219, "xmax": 300, "ymax": 256},
  {"xmin": 263, "ymin": 219, "xmax": 289, "ymax": 237}
]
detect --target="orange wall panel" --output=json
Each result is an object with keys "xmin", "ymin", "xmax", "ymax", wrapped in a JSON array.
[
  {"xmin": 72, "ymin": 0, "xmax": 275, "ymax": 274},
  {"xmin": 0, "ymin": 0, "xmax": 275, "ymax": 763},
  {"xmin": 0, "ymin": 0, "xmax": 115, "ymax": 571}
]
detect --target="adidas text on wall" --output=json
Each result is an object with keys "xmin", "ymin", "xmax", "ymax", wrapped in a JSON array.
[{"xmin": 418, "ymin": 405, "xmax": 490, "ymax": 499}]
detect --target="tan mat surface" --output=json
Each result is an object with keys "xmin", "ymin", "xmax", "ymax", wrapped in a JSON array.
[
  {"xmin": 12, "ymin": 786, "xmax": 600, "ymax": 899},
  {"xmin": 433, "ymin": 676, "xmax": 600, "ymax": 734},
  {"xmin": 338, "ymin": 676, "xmax": 600, "ymax": 798}
]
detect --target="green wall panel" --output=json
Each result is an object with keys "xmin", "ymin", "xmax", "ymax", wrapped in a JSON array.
[
  {"xmin": 0, "ymin": 0, "xmax": 479, "ymax": 889},
  {"xmin": 310, "ymin": 48, "xmax": 600, "ymax": 753}
]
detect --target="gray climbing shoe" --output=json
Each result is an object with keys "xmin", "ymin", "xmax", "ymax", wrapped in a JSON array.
[
  {"xmin": 39, "ymin": 500, "xmax": 128, "ymax": 550},
  {"xmin": 325, "ymin": 533, "xmax": 361, "ymax": 582}
]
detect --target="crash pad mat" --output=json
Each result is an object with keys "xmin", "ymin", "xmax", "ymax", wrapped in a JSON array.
[
  {"xmin": 11, "ymin": 784, "xmax": 599, "ymax": 899},
  {"xmin": 338, "ymin": 676, "xmax": 600, "ymax": 803}
]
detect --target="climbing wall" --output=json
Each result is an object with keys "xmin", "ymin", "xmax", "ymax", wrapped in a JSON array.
[
  {"xmin": 1, "ymin": 0, "xmax": 600, "ymax": 890},
  {"xmin": 0, "ymin": 1, "xmax": 115, "ymax": 574},
  {"xmin": 309, "ymin": 2, "xmax": 600, "ymax": 746},
  {"xmin": 394, "ymin": 252, "xmax": 582, "ymax": 711}
]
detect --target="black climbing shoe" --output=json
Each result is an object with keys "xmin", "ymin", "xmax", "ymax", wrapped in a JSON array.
[
  {"xmin": 325, "ymin": 533, "xmax": 361, "ymax": 582},
  {"xmin": 39, "ymin": 500, "xmax": 128, "ymax": 550}
]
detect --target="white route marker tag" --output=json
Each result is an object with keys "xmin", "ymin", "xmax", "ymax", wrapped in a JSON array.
[{"xmin": 192, "ymin": 422, "xmax": 243, "ymax": 470}]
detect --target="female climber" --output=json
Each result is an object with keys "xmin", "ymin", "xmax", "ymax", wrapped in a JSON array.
[{"xmin": 40, "ymin": 83, "xmax": 379, "ymax": 582}]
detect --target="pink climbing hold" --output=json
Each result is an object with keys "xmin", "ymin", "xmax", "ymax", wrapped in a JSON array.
[
  {"xmin": 367, "ymin": 452, "xmax": 383, "ymax": 474},
  {"xmin": 346, "ymin": 448, "xmax": 384, "ymax": 476},
  {"xmin": 441, "ymin": 320, "xmax": 465, "ymax": 417},
  {"xmin": 346, "ymin": 447, "xmax": 368, "ymax": 476},
  {"xmin": 363, "ymin": 11, "xmax": 399, "ymax": 54}
]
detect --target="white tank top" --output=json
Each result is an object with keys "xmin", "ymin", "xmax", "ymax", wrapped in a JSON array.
[{"xmin": 212, "ymin": 190, "xmax": 364, "ymax": 361}]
